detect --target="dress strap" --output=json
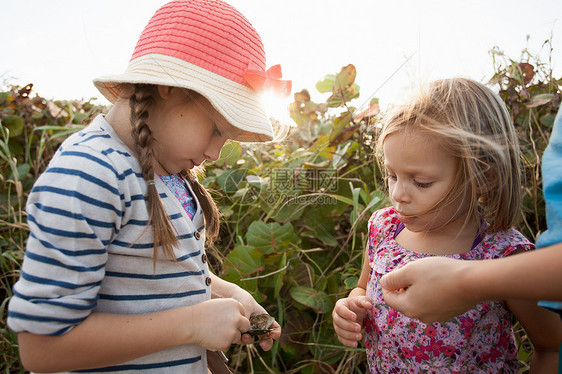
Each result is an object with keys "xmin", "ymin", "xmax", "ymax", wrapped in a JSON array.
[
  {"xmin": 471, "ymin": 226, "xmax": 486, "ymax": 250},
  {"xmin": 470, "ymin": 214, "xmax": 488, "ymax": 250},
  {"xmin": 393, "ymin": 222, "xmax": 406, "ymax": 239}
]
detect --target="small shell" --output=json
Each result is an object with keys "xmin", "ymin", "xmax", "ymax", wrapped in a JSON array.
[{"xmin": 247, "ymin": 314, "xmax": 275, "ymax": 336}]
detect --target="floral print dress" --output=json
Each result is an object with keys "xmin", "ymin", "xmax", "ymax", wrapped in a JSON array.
[
  {"xmin": 159, "ymin": 173, "xmax": 197, "ymax": 220},
  {"xmin": 364, "ymin": 207, "xmax": 533, "ymax": 374}
]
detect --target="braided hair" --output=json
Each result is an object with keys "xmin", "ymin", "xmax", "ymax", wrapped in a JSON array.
[{"xmin": 128, "ymin": 84, "xmax": 221, "ymax": 262}]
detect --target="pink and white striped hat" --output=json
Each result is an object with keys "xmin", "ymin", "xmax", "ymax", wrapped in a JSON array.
[{"xmin": 94, "ymin": 0, "xmax": 291, "ymax": 142}]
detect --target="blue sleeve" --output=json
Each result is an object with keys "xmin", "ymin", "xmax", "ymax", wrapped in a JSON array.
[
  {"xmin": 536, "ymin": 106, "xmax": 562, "ymax": 313},
  {"xmin": 536, "ymin": 107, "xmax": 562, "ymax": 249}
]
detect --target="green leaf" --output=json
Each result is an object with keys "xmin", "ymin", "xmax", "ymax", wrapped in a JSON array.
[
  {"xmin": 326, "ymin": 93, "xmax": 344, "ymax": 108},
  {"xmin": 526, "ymin": 93, "xmax": 553, "ymax": 108},
  {"xmin": 325, "ymin": 193, "xmax": 354, "ymax": 206},
  {"xmin": 333, "ymin": 64, "xmax": 357, "ymax": 94},
  {"xmin": 269, "ymin": 200, "xmax": 306, "ymax": 223},
  {"xmin": 246, "ymin": 221, "xmax": 299, "ymax": 254},
  {"xmin": 0, "ymin": 91, "xmax": 11, "ymax": 105},
  {"xmin": 326, "ymin": 83, "xmax": 360, "ymax": 108},
  {"xmin": 220, "ymin": 246, "xmax": 266, "ymax": 303},
  {"xmin": 33, "ymin": 124, "xmax": 84, "ymax": 140},
  {"xmin": 289, "ymin": 286, "xmax": 332, "ymax": 313},
  {"xmin": 11, "ymin": 163, "xmax": 31, "ymax": 181},
  {"xmin": 310, "ymin": 134, "xmax": 336, "ymax": 159},
  {"xmin": 302, "ymin": 220, "xmax": 338, "ymax": 247},
  {"xmin": 216, "ymin": 169, "xmax": 245, "ymax": 193},
  {"xmin": 222, "ymin": 271, "xmax": 264, "ymax": 303},
  {"xmin": 329, "ymin": 123, "xmax": 360, "ymax": 146},
  {"xmin": 539, "ymin": 113, "xmax": 555, "ymax": 129},
  {"xmin": 344, "ymin": 276, "xmax": 358, "ymax": 289},
  {"xmin": 362, "ymin": 190, "xmax": 386, "ymax": 214},
  {"xmin": 328, "ymin": 112, "xmax": 352, "ymax": 143},
  {"xmin": 216, "ymin": 141, "xmax": 243, "ymax": 167},
  {"xmin": 350, "ymin": 182, "xmax": 361, "ymax": 225},
  {"xmin": 315, "ymin": 74, "xmax": 336, "ymax": 93},
  {"xmin": 1, "ymin": 115, "xmax": 24, "ymax": 138},
  {"xmin": 224, "ymin": 245, "xmax": 264, "ymax": 276}
]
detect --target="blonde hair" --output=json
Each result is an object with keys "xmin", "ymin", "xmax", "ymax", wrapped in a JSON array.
[
  {"xmin": 376, "ymin": 78, "xmax": 521, "ymax": 233},
  {"xmin": 128, "ymin": 84, "xmax": 220, "ymax": 262}
]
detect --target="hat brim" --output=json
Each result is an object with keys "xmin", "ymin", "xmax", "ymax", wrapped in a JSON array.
[{"xmin": 93, "ymin": 54, "xmax": 273, "ymax": 143}]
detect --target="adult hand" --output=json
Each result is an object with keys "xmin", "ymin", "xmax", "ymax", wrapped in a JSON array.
[
  {"xmin": 380, "ymin": 257, "xmax": 479, "ymax": 323},
  {"xmin": 332, "ymin": 296, "xmax": 372, "ymax": 348}
]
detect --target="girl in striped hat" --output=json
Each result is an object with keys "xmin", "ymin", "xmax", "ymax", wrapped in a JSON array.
[{"xmin": 8, "ymin": 1, "xmax": 290, "ymax": 372}]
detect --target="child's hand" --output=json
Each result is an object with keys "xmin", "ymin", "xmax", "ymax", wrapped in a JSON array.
[
  {"xmin": 332, "ymin": 296, "xmax": 372, "ymax": 348},
  {"xmin": 243, "ymin": 320, "xmax": 281, "ymax": 351},
  {"xmin": 189, "ymin": 298, "xmax": 250, "ymax": 351},
  {"xmin": 229, "ymin": 287, "xmax": 281, "ymax": 351}
]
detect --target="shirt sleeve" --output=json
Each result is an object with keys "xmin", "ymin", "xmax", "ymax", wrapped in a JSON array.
[
  {"xmin": 535, "ymin": 102, "xmax": 562, "ymax": 312},
  {"xmin": 7, "ymin": 145, "xmax": 122, "ymax": 336},
  {"xmin": 367, "ymin": 207, "xmax": 398, "ymax": 266},
  {"xmin": 536, "ymin": 107, "xmax": 562, "ymax": 249},
  {"xmin": 496, "ymin": 229, "xmax": 535, "ymax": 258}
]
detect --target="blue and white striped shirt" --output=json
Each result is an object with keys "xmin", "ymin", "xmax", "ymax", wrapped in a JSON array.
[{"xmin": 8, "ymin": 115, "xmax": 211, "ymax": 373}]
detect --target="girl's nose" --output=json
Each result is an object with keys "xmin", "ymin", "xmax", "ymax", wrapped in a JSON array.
[
  {"xmin": 390, "ymin": 180, "xmax": 409, "ymax": 204},
  {"xmin": 204, "ymin": 138, "xmax": 226, "ymax": 162}
]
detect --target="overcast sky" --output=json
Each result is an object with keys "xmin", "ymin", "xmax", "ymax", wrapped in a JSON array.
[{"xmin": 1, "ymin": 0, "xmax": 560, "ymax": 121}]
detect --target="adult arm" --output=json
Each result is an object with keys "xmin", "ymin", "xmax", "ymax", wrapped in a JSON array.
[{"xmin": 380, "ymin": 243, "xmax": 562, "ymax": 323}]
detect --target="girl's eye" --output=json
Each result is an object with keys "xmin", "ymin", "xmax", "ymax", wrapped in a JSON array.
[
  {"xmin": 387, "ymin": 175, "xmax": 397, "ymax": 182},
  {"xmin": 414, "ymin": 180, "xmax": 432, "ymax": 189},
  {"xmin": 213, "ymin": 125, "xmax": 222, "ymax": 137}
]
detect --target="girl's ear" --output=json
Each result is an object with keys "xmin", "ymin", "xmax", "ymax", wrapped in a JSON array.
[{"xmin": 156, "ymin": 85, "xmax": 175, "ymax": 100}]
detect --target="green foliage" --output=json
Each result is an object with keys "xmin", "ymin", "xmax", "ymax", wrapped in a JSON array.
[
  {"xmin": 488, "ymin": 38, "xmax": 561, "ymax": 241},
  {"xmin": 207, "ymin": 45, "xmax": 560, "ymax": 372},
  {"xmin": 204, "ymin": 64, "xmax": 384, "ymax": 372},
  {"xmin": 0, "ymin": 38, "xmax": 559, "ymax": 373}
]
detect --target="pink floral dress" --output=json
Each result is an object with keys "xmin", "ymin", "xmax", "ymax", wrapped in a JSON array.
[{"xmin": 364, "ymin": 207, "xmax": 533, "ymax": 374}]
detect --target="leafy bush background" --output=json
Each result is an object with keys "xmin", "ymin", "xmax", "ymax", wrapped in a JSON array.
[{"xmin": 1, "ymin": 42, "xmax": 559, "ymax": 373}]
